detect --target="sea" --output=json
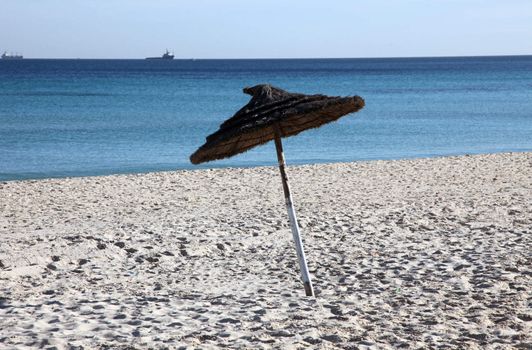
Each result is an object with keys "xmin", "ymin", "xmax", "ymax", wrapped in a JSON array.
[{"xmin": 1, "ymin": 56, "xmax": 531, "ymax": 181}]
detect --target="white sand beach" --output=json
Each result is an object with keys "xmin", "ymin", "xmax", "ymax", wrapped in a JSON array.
[{"xmin": 0, "ymin": 152, "xmax": 530, "ymax": 349}]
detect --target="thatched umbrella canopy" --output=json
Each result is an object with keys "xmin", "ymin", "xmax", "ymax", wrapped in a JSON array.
[
  {"xmin": 190, "ymin": 84, "xmax": 364, "ymax": 164},
  {"xmin": 190, "ymin": 84, "xmax": 365, "ymax": 296}
]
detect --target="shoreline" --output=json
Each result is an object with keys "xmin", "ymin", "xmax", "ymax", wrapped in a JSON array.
[
  {"xmin": 1, "ymin": 152, "xmax": 530, "ymax": 348},
  {"xmin": 2, "ymin": 150, "xmax": 531, "ymax": 183}
]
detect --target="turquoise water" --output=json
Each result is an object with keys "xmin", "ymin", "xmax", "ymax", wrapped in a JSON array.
[{"xmin": 1, "ymin": 56, "xmax": 531, "ymax": 181}]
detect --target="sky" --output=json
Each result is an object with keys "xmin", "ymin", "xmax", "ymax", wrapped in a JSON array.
[{"xmin": 1, "ymin": 0, "xmax": 531, "ymax": 59}]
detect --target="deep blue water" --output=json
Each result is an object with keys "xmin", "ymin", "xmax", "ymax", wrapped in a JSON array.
[{"xmin": 1, "ymin": 56, "xmax": 531, "ymax": 181}]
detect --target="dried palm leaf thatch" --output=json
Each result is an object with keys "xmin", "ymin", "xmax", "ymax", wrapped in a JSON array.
[{"xmin": 190, "ymin": 84, "xmax": 365, "ymax": 164}]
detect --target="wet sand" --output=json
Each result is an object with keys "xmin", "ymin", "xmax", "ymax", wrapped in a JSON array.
[{"xmin": 0, "ymin": 152, "xmax": 530, "ymax": 349}]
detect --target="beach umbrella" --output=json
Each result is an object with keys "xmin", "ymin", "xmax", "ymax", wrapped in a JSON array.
[{"xmin": 190, "ymin": 84, "xmax": 365, "ymax": 296}]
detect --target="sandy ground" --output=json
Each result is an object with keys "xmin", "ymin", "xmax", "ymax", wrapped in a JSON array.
[{"xmin": 0, "ymin": 152, "xmax": 530, "ymax": 349}]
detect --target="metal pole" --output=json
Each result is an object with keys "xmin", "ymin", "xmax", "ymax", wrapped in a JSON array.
[{"xmin": 273, "ymin": 124, "xmax": 315, "ymax": 297}]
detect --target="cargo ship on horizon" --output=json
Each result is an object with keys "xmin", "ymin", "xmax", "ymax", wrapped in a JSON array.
[
  {"xmin": 146, "ymin": 49, "xmax": 174, "ymax": 60},
  {"xmin": 1, "ymin": 52, "xmax": 23, "ymax": 60}
]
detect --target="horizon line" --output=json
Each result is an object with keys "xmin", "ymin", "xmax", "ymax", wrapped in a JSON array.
[{"xmin": 7, "ymin": 53, "xmax": 532, "ymax": 60}]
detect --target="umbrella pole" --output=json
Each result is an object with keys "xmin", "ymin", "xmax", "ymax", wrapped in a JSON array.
[{"xmin": 273, "ymin": 124, "xmax": 315, "ymax": 297}]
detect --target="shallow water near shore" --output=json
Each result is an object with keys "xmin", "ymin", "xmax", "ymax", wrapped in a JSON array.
[{"xmin": 1, "ymin": 56, "xmax": 532, "ymax": 180}]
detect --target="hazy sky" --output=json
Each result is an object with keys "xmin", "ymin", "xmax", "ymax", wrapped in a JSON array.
[{"xmin": 1, "ymin": 0, "xmax": 531, "ymax": 59}]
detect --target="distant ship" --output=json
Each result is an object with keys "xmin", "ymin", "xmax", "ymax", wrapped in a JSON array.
[
  {"xmin": 1, "ymin": 52, "xmax": 23, "ymax": 60},
  {"xmin": 146, "ymin": 49, "xmax": 174, "ymax": 60}
]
